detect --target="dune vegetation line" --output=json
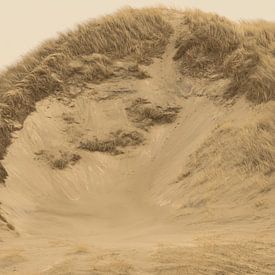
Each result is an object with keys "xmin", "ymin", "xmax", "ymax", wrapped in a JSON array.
[
  {"xmin": 0, "ymin": 8, "xmax": 172, "ymax": 183},
  {"xmin": 174, "ymin": 9, "xmax": 275, "ymax": 103}
]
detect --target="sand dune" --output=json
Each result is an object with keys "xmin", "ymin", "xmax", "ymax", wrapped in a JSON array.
[{"xmin": 0, "ymin": 8, "xmax": 274, "ymax": 274}]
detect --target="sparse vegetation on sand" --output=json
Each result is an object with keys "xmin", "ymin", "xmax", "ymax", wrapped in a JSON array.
[
  {"xmin": 0, "ymin": 162, "xmax": 8, "ymax": 184},
  {"xmin": 174, "ymin": 9, "xmax": 275, "ymax": 103},
  {"xmin": 61, "ymin": 112, "xmax": 79, "ymax": 125},
  {"xmin": 126, "ymin": 98, "xmax": 181, "ymax": 129},
  {"xmin": 113, "ymin": 62, "xmax": 151, "ymax": 79},
  {"xmin": 168, "ymin": 103, "xmax": 275, "ymax": 211},
  {"xmin": 0, "ymin": 202, "xmax": 15, "ymax": 230},
  {"xmin": 34, "ymin": 150, "xmax": 81, "ymax": 169},
  {"xmin": 189, "ymin": 117, "xmax": 275, "ymax": 177},
  {"xmin": 0, "ymin": 214, "xmax": 15, "ymax": 231},
  {"xmin": 0, "ymin": 8, "xmax": 172, "ymax": 182},
  {"xmin": 79, "ymin": 130, "xmax": 144, "ymax": 155}
]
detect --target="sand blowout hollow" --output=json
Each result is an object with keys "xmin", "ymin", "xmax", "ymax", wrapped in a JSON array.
[{"xmin": 0, "ymin": 7, "xmax": 275, "ymax": 274}]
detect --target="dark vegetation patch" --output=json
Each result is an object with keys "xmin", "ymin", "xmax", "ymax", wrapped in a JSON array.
[
  {"xmin": 66, "ymin": 54, "xmax": 114, "ymax": 85},
  {"xmin": 112, "ymin": 62, "xmax": 151, "ymax": 80},
  {"xmin": 174, "ymin": 9, "xmax": 275, "ymax": 103},
  {"xmin": 0, "ymin": 202, "xmax": 15, "ymax": 231},
  {"xmin": 79, "ymin": 130, "xmax": 145, "ymax": 155},
  {"xmin": 0, "ymin": 162, "xmax": 8, "ymax": 185},
  {"xmin": 61, "ymin": 112, "xmax": 79, "ymax": 125},
  {"xmin": 126, "ymin": 98, "xmax": 181, "ymax": 129},
  {"xmin": 34, "ymin": 150, "xmax": 81, "ymax": 170}
]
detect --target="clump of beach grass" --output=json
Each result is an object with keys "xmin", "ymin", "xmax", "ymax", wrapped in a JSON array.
[{"xmin": 79, "ymin": 130, "xmax": 144, "ymax": 155}]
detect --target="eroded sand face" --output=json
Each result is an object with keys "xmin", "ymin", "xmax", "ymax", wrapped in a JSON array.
[{"xmin": 0, "ymin": 16, "xmax": 275, "ymax": 274}]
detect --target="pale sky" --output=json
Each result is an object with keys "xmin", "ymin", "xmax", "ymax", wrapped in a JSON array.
[{"xmin": 1, "ymin": 0, "xmax": 275, "ymax": 70}]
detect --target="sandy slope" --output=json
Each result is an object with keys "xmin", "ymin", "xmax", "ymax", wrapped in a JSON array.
[{"xmin": 0, "ymin": 16, "xmax": 275, "ymax": 274}]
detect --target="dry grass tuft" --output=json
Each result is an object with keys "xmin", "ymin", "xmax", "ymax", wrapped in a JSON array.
[
  {"xmin": 126, "ymin": 98, "xmax": 181, "ymax": 129},
  {"xmin": 61, "ymin": 112, "xmax": 79, "ymax": 124},
  {"xmin": 0, "ymin": 213, "xmax": 15, "ymax": 231},
  {"xmin": 35, "ymin": 150, "xmax": 81, "ymax": 170},
  {"xmin": 0, "ymin": 202, "xmax": 15, "ymax": 230},
  {"xmin": 174, "ymin": 9, "xmax": 275, "ymax": 103},
  {"xmin": 174, "ymin": 9, "xmax": 240, "ymax": 76},
  {"xmin": 0, "ymin": 121, "xmax": 11, "ymax": 183},
  {"xmin": 79, "ymin": 130, "xmax": 144, "ymax": 155},
  {"xmin": 110, "ymin": 61, "xmax": 151, "ymax": 80},
  {"xmin": 152, "ymin": 242, "xmax": 275, "ymax": 275},
  {"xmin": 0, "ymin": 163, "xmax": 8, "ymax": 184},
  {"xmin": 80, "ymin": 138, "xmax": 118, "ymax": 155},
  {"xmin": 127, "ymin": 64, "xmax": 150, "ymax": 79},
  {"xmin": 0, "ymin": 120, "xmax": 11, "ymax": 156},
  {"xmin": 67, "ymin": 54, "xmax": 114, "ymax": 84}
]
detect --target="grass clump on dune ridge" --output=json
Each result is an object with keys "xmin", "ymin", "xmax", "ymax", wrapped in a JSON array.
[
  {"xmin": 0, "ymin": 8, "xmax": 172, "ymax": 182},
  {"xmin": 174, "ymin": 9, "xmax": 275, "ymax": 103},
  {"xmin": 174, "ymin": 9, "xmax": 241, "ymax": 76}
]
